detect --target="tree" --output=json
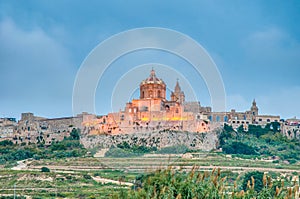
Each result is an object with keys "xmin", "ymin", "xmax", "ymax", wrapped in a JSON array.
[
  {"xmin": 222, "ymin": 142, "xmax": 258, "ymax": 155},
  {"xmin": 70, "ymin": 128, "xmax": 80, "ymax": 140}
]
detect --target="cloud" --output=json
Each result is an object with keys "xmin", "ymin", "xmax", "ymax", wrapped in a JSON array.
[
  {"xmin": 242, "ymin": 27, "xmax": 300, "ymax": 69},
  {"xmin": 0, "ymin": 18, "xmax": 75, "ymax": 118}
]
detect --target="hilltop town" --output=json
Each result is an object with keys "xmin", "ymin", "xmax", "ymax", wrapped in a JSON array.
[{"xmin": 0, "ymin": 69, "xmax": 299, "ymax": 146}]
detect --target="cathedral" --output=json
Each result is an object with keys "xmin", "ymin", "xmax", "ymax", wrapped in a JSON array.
[
  {"xmin": 82, "ymin": 68, "xmax": 281, "ymax": 135},
  {"xmin": 83, "ymin": 69, "xmax": 209, "ymax": 135}
]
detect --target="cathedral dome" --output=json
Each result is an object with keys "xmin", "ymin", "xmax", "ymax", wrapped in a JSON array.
[
  {"xmin": 140, "ymin": 69, "xmax": 166, "ymax": 99},
  {"xmin": 140, "ymin": 69, "xmax": 165, "ymax": 85}
]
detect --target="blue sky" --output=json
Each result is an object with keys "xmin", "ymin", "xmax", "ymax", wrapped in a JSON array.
[{"xmin": 0, "ymin": 0, "xmax": 299, "ymax": 119}]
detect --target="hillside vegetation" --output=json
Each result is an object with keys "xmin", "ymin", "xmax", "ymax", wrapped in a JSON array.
[
  {"xmin": 0, "ymin": 128, "xmax": 86, "ymax": 165},
  {"xmin": 219, "ymin": 123, "xmax": 300, "ymax": 164},
  {"xmin": 112, "ymin": 167, "xmax": 299, "ymax": 199}
]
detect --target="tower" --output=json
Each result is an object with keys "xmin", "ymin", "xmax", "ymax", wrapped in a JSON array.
[
  {"xmin": 140, "ymin": 69, "xmax": 166, "ymax": 99},
  {"xmin": 250, "ymin": 99, "xmax": 258, "ymax": 116},
  {"xmin": 171, "ymin": 79, "xmax": 185, "ymax": 104}
]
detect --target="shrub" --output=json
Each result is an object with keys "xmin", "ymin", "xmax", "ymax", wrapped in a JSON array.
[
  {"xmin": 0, "ymin": 140, "xmax": 14, "ymax": 146},
  {"xmin": 41, "ymin": 167, "xmax": 50, "ymax": 172},
  {"xmin": 83, "ymin": 174, "xmax": 92, "ymax": 180},
  {"xmin": 222, "ymin": 142, "xmax": 258, "ymax": 155}
]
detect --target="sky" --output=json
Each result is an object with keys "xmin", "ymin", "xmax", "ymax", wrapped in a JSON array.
[{"xmin": 0, "ymin": 0, "xmax": 300, "ymax": 120}]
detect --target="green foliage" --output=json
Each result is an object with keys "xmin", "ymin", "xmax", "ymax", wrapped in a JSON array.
[
  {"xmin": 242, "ymin": 171, "xmax": 264, "ymax": 192},
  {"xmin": 105, "ymin": 142, "xmax": 156, "ymax": 158},
  {"xmin": 41, "ymin": 166, "xmax": 50, "ymax": 172},
  {"xmin": 0, "ymin": 140, "xmax": 13, "ymax": 146},
  {"xmin": 219, "ymin": 124, "xmax": 300, "ymax": 161},
  {"xmin": 69, "ymin": 128, "xmax": 80, "ymax": 140},
  {"xmin": 0, "ymin": 196, "xmax": 26, "ymax": 199},
  {"xmin": 112, "ymin": 167, "xmax": 295, "ymax": 199},
  {"xmin": 222, "ymin": 141, "xmax": 258, "ymax": 155},
  {"xmin": 0, "ymin": 133, "xmax": 87, "ymax": 165},
  {"xmin": 83, "ymin": 174, "xmax": 92, "ymax": 180},
  {"xmin": 105, "ymin": 147, "xmax": 144, "ymax": 158},
  {"xmin": 156, "ymin": 145, "xmax": 190, "ymax": 154}
]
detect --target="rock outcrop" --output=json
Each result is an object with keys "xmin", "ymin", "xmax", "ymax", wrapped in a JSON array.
[{"xmin": 81, "ymin": 130, "xmax": 219, "ymax": 151}]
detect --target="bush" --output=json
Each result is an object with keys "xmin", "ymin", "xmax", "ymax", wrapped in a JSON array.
[
  {"xmin": 83, "ymin": 174, "xmax": 92, "ymax": 180},
  {"xmin": 41, "ymin": 167, "xmax": 50, "ymax": 172},
  {"xmin": 222, "ymin": 142, "xmax": 258, "ymax": 155},
  {"xmin": 287, "ymin": 159, "xmax": 297, "ymax": 164},
  {"xmin": 69, "ymin": 128, "xmax": 80, "ymax": 140},
  {"xmin": 0, "ymin": 140, "xmax": 14, "ymax": 146}
]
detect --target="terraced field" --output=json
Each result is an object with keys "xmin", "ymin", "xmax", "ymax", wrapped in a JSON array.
[{"xmin": 0, "ymin": 152, "xmax": 299, "ymax": 198}]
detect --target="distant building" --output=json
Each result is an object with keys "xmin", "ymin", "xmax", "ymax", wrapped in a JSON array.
[
  {"xmin": 282, "ymin": 117, "xmax": 300, "ymax": 139},
  {"xmin": 0, "ymin": 117, "xmax": 17, "ymax": 140}
]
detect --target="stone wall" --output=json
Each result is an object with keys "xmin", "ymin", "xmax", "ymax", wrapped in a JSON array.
[{"xmin": 80, "ymin": 130, "xmax": 219, "ymax": 151}]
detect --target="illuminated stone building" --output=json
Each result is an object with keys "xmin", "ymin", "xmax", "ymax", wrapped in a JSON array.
[{"xmin": 83, "ymin": 69, "xmax": 210, "ymax": 134}]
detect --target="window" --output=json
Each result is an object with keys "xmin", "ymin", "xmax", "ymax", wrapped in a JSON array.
[
  {"xmin": 158, "ymin": 90, "xmax": 161, "ymax": 98},
  {"xmin": 216, "ymin": 116, "xmax": 220, "ymax": 122},
  {"xmin": 224, "ymin": 116, "xmax": 228, "ymax": 122},
  {"xmin": 149, "ymin": 90, "xmax": 153, "ymax": 97}
]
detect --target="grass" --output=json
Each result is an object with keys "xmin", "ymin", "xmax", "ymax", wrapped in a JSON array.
[{"xmin": 0, "ymin": 151, "xmax": 299, "ymax": 198}]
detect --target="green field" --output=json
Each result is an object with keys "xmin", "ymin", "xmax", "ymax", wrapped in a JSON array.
[{"xmin": 0, "ymin": 151, "xmax": 299, "ymax": 198}]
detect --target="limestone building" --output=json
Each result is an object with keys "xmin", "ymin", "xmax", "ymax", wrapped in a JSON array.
[{"xmin": 82, "ymin": 69, "xmax": 210, "ymax": 135}]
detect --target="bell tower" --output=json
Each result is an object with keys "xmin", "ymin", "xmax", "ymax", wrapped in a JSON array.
[
  {"xmin": 171, "ymin": 79, "xmax": 185, "ymax": 104},
  {"xmin": 251, "ymin": 99, "xmax": 258, "ymax": 116}
]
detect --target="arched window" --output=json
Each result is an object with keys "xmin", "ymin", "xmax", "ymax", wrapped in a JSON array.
[
  {"xmin": 216, "ymin": 116, "xmax": 220, "ymax": 122},
  {"xmin": 157, "ymin": 90, "xmax": 161, "ymax": 98},
  {"xmin": 141, "ymin": 91, "xmax": 144, "ymax": 98},
  {"xmin": 208, "ymin": 116, "xmax": 212, "ymax": 121},
  {"xmin": 149, "ymin": 90, "xmax": 153, "ymax": 97},
  {"xmin": 224, "ymin": 116, "xmax": 228, "ymax": 122}
]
